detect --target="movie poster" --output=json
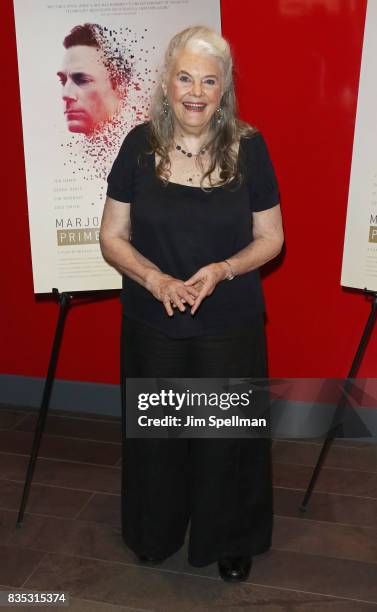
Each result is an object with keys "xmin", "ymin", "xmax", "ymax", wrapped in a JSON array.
[
  {"xmin": 13, "ymin": 0, "xmax": 221, "ymax": 293},
  {"xmin": 341, "ymin": 0, "xmax": 377, "ymax": 292}
]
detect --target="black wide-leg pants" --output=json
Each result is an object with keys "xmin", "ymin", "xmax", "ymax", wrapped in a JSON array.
[{"xmin": 120, "ymin": 315, "xmax": 273, "ymax": 567}]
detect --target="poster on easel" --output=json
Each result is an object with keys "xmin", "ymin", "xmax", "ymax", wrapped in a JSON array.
[
  {"xmin": 13, "ymin": 0, "xmax": 221, "ymax": 294},
  {"xmin": 341, "ymin": 0, "xmax": 377, "ymax": 292}
]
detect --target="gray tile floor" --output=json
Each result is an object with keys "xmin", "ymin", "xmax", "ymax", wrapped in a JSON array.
[{"xmin": 1, "ymin": 405, "xmax": 377, "ymax": 611}]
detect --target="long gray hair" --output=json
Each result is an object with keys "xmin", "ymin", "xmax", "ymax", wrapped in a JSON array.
[{"xmin": 148, "ymin": 26, "xmax": 255, "ymax": 189}]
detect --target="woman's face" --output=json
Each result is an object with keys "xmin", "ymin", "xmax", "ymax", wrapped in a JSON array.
[{"xmin": 164, "ymin": 47, "xmax": 224, "ymax": 135}]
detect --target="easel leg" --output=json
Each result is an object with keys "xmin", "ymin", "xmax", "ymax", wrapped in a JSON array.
[
  {"xmin": 16, "ymin": 290, "xmax": 71, "ymax": 526},
  {"xmin": 300, "ymin": 292, "xmax": 377, "ymax": 512}
]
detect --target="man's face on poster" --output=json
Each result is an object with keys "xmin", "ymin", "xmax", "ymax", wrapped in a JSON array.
[{"xmin": 57, "ymin": 45, "xmax": 121, "ymax": 135}]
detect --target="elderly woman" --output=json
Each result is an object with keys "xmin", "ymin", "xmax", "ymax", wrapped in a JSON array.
[{"xmin": 100, "ymin": 26, "xmax": 283, "ymax": 582}]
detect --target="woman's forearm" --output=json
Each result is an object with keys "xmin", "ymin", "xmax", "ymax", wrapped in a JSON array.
[
  {"xmin": 224, "ymin": 205, "xmax": 284, "ymax": 278},
  {"xmin": 99, "ymin": 234, "xmax": 163, "ymax": 290},
  {"xmin": 224, "ymin": 235, "xmax": 283, "ymax": 279}
]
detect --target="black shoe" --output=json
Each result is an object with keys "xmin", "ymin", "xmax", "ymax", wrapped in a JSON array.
[
  {"xmin": 137, "ymin": 554, "xmax": 163, "ymax": 565},
  {"xmin": 218, "ymin": 555, "xmax": 252, "ymax": 582}
]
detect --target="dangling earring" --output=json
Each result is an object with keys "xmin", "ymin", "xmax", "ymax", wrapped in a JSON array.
[
  {"xmin": 162, "ymin": 95, "xmax": 169, "ymax": 116},
  {"xmin": 215, "ymin": 106, "xmax": 223, "ymax": 126}
]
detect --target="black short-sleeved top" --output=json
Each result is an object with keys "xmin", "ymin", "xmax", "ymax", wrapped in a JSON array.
[{"xmin": 106, "ymin": 122, "xmax": 280, "ymax": 338}]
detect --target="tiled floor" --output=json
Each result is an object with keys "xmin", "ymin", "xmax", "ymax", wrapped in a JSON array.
[{"xmin": 1, "ymin": 404, "xmax": 377, "ymax": 611}]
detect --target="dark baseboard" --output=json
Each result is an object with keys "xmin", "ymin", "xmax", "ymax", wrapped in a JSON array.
[{"xmin": 0, "ymin": 375, "xmax": 120, "ymax": 417}]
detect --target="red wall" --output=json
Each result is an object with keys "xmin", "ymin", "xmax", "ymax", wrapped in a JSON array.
[{"xmin": 2, "ymin": 0, "xmax": 374, "ymax": 383}]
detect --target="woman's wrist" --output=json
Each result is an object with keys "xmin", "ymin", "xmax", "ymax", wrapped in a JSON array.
[
  {"xmin": 144, "ymin": 267, "xmax": 165, "ymax": 292},
  {"xmin": 217, "ymin": 259, "xmax": 235, "ymax": 281}
]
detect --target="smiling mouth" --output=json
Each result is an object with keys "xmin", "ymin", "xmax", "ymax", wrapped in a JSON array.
[{"xmin": 182, "ymin": 102, "xmax": 207, "ymax": 112}]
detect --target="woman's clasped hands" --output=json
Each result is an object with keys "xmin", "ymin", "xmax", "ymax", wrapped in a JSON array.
[{"xmin": 146, "ymin": 262, "xmax": 228, "ymax": 317}]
